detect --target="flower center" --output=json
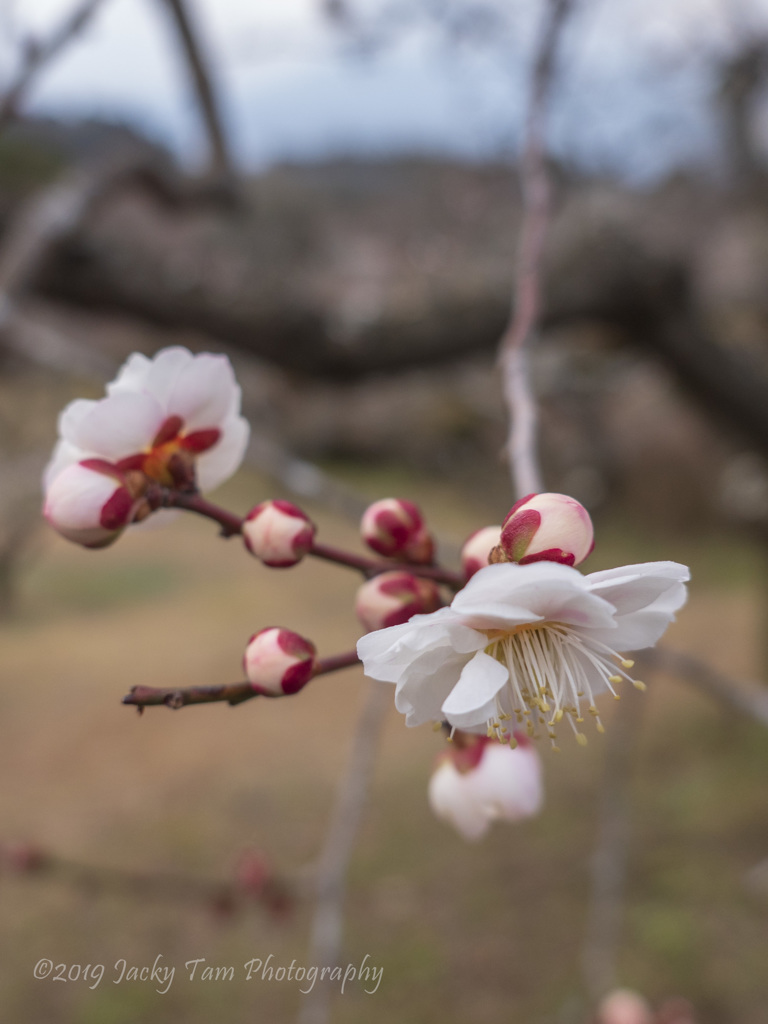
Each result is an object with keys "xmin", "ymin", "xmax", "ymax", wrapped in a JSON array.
[
  {"xmin": 116, "ymin": 416, "xmax": 221, "ymax": 487},
  {"xmin": 482, "ymin": 621, "xmax": 645, "ymax": 750}
]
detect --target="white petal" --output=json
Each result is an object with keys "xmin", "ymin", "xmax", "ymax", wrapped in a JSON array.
[
  {"xmin": 357, "ymin": 608, "xmax": 484, "ymax": 683},
  {"xmin": 394, "ymin": 646, "xmax": 476, "ymax": 726},
  {"xmin": 586, "ymin": 561, "xmax": 690, "ymax": 615},
  {"xmin": 106, "ymin": 352, "xmax": 153, "ymax": 395},
  {"xmin": 110, "ymin": 347, "xmax": 194, "ymax": 408},
  {"xmin": 583, "ymin": 562, "xmax": 689, "ymax": 651},
  {"xmin": 428, "ymin": 762, "xmax": 491, "ymax": 841},
  {"xmin": 466, "ymin": 743, "xmax": 543, "ymax": 820},
  {"xmin": 441, "ymin": 651, "xmax": 508, "ymax": 728},
  {"xmin": 168, "ymin": 354, "xmax": 240, "ymax": 430},
  {"xmin": 452, "ymin": 561, "xmax": 617, "ymax": 632},
  {"xmin": 196, "ymin": 414, "xmax": 250, "ymax": 491},
  {"xmin": 43, "ymin": 439, "xmax": 87, "ymax": 490},
  {"xmin": 65, "ymin": 392, "xmax": 165, "ymax": 460}
]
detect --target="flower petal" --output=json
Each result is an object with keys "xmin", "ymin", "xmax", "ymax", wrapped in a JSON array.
[
  {"xmin": 452, "ymin": 561, "xmax": 618, "ymax": 631},
  {"xmin": 168, "ymin": 354, "xmax": 241, "ymax": 431},
  {"xmin": 586, "ymin": 561, "xmax": 690, "ymax": 615},
  {"xmin": 441, "ymin": 651, "xmax": 509, "ymax": 728},
  {"xmin": 64, "ymin": 392, "xmax": 165, "ymax": 460},
  {"xmin": 196, "ymin": 414, "xmax": 250, "ymax": 491}
]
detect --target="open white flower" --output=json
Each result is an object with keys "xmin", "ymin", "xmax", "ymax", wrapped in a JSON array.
[
  {"xmin": 357, "ymin": 560, "xmax": 689, "ymax": 746},
  {"xmin": 44, "ymin": 347, "xmax": 249, "ymax": 494},
  {"xmin": 428, "ymin": 736, "xmax": 543, "ymax": 841}
]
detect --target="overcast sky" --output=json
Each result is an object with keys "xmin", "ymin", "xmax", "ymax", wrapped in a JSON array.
[{"xmin": 1, "ymin": 0, "xmax": 765, "ymax": 179}]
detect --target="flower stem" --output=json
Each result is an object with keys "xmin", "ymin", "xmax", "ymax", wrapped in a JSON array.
[
  {"xmin": 154, "ymin": 488, "xmax": 465, "ymax": 588},
  {"xmin": 122, "ymin": 652, "xmax": 362, "ymax": 711}
]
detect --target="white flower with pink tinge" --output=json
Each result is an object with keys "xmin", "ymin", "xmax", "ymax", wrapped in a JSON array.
[
  {"xmin": 44, "ymin": 346, "xmax": 250, "ymax": 495},
  {"xmin": 428, "ymin": 735, "xmax": 543, "ymax": 841},
  {"xmin": 357, "ymin": 560, "xmax": 689, "ymax": 747}
]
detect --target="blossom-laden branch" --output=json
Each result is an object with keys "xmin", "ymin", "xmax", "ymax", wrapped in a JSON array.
[
  {"xmin": 156, "ymin": 487, "xmax": 465, "ymax": 588},
  {"xmin": 0, "ymin": 842, "xmax": 295, "ymax": 919},
  {"xmin": 122, "ymin": 651, "xmax": 362, "ymax": 711},
  {"xmin": 498, "ymin": 0, "xmax": 574, "ymax": 498}
]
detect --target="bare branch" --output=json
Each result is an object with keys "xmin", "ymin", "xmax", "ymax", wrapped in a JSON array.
[
  {"xmin": 639, "ymin": 647, "xmax": 768, "ymax": 727},
  {"xmin": 158, "ymin": 0, "xmax": 236, "ymax": 183},
  {"xmin": 0, "ymin": 0, "xmax": 109, "ymax": 130},
  {"xmin": 298, "ymin": 679, "xmax": 390, "ymax": 1024},
  {"xmin": 0, "ymin": 840, "xmax": 295, "ymax": 918},
  {"xmin": 498, "ymin": 0, "xmax": 574, "ymax": 498},
  {"xmin": 581, "ymin": 686, "xmax": 644, "ymax": 1000}
]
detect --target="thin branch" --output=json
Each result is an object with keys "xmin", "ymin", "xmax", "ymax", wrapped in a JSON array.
[
  {"xmin": 0, "ymin": 0, "xmax": 109, "ymax": 130},
  {"xmin": 122, "ymin": 651, "xmax": 362, "ymax": 710},
  {"xmin": 581, "ymin": 686, "xmax": 644, "ymax": 1000},
  {"xmin": 0, "ymin": 841, "xmax": 295, "ymax": 918},
  {"xmin": 298, "ymin": 679, "xmax": 390, "ymax": 1024},
  {"xmin": 159, "ymin": 0, "xmax": 236, "ymax": 183},
  {"xmin": 156, "ymin": 488, "xmax": 465, "ymax": 587},
  {"xmin": 498, "ymin": 0, "xmax": 574, "ymax": 498},
  {"xmin": 639, "ymin": 647, "xmax": 768, "ymax": 727}
]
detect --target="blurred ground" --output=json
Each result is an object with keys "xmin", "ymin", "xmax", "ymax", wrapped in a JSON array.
[{"xmin": 0, "ymin": 463, "xmax": 766, "ymax": 1024}]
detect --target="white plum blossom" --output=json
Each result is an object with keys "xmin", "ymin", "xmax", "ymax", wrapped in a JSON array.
[
  {"xmin": 44, "ymin": 346, "xmax": 250, "ymax": 497},
  {"xmin": 428, "ymin": 736, "xmax": 543, "ymax": 841},
  {"xmin": 357, "ymin": 559, "xmax": 689, "ymax": 747}
]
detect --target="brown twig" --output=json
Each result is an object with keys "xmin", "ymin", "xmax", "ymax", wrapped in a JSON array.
[
  {"xmin": 157, "ymin": 488, "xmax": 465, "ymax": 587},
  {"xmin": 122, "ymin": 652, "xmax": 362, "ymax": 710},
  {"xmin": 638, "ymin": 647, "xmax": 768, "ymax": 727},
  {"xmin": 297, "ymin": 679, "xmax": 390, "ymax": 1024},
  {"xmin": 0, "ymin": 841, "xmax": 295, "ymax": 918},
  {"xmin": 0, "ymin": 0, "xmax": 109, "ymax": 130},
  {"xmin": 498, "ymin": 0, "xmax": 573, "ymax": 498}
]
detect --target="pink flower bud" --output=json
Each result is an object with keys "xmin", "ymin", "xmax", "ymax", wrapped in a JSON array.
[
  {"xmin": 428, "ymin": 735, "xmax": 543, "ymax": 841},
  {"xmin": 500, "ymin": 492, "xmax": 594, "ymax": 566},
  {"xmin": 596, "ymin": 990, "xmax": 653, "ymax": 1024},
  {"xmin": 360, "ymin": 498, "xmax": 434, "ymax": 563},
  {"xmin": 243, "ymin": 627, "xmax": 316, "ymax": 696},
  {"xmin": 460, "ymin": 525, "xmax": 502, "ymax": 579},
  {"xmin": 355, "ymin": 570, "xmax": 442, "ymax": 631},
  {"xmin": 242, "ymin": 500, "xmax": 315, "ymax": 567},
  {"xmin": 43, "ymin": 459, "xmax": 137, "ymax": 548}
]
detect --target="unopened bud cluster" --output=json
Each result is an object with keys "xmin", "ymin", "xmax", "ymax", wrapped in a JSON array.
[{"xmin": 355, "ymin": 570, "xmax": 442, "ymax": 631}]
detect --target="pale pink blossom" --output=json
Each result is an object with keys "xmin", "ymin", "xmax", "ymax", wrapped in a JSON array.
[
  {"xmin": 428, "ymin": 736, "xmax": 543, "ymax": 841},
  {"xmin": 358, "ymin": 559, "xmax": 689, "ymax": 746},
  {"xmin": 44, "ymin": 346, "xmax": 249, "ymax": 496}
]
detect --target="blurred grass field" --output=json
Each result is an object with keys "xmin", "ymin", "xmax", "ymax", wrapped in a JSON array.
[{"xmin": 1, "ymin": 465, "xmax": 767, "ymax": 1024}]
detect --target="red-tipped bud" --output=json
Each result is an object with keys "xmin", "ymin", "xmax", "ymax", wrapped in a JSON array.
[
  {"xmin": 360, "ymin": 498, "xmax": 434, "ymax": 563},
  {"xmin": 460, "ymin": 525, "xmax": 502, "ymax": 579},
  {"xmin": 596, "ymin": 990, "xmax": 653, "ymax": 1024},
  {"xmin": 500, "ymin": 492, "xmax": 594, "ymax": 566},
  {"xmin": 242, "ymin": 500, "xmax": 315, "ymax": 567},
  {"xmin": 43, "ymin": 460, "xmax": 138, "ymax": 548},
  {"xmin": 243, "ymin": 627, "xmax": 316, "ymax": 695},
  {"xmin": 355, "ymin": 570, "xmax": 442, "ymax": 631},
  {"xmin": 234, "ymin": 849, "xmax": 271, "ymax": 898}
]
